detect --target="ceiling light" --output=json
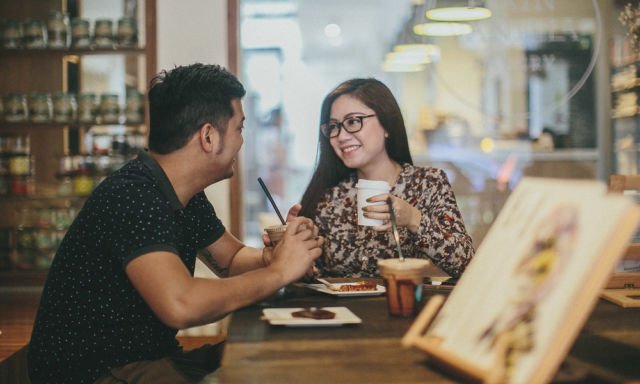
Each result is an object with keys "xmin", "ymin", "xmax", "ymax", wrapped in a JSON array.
[
  {"xmin": 391, "ymin": 3, "xmax": 441, "ymax": 58},
  {"xmin": 413, "ymin": 22, "xmax": 472, "ymax": 37},
  {"xmin": 324, "ymin": 23, "xmax": 341, "ymax": 38},
  {"xmin": 385, "ymin": 51, "xmax": 432, "ymax": 65},
  {"xmin": 394, "ymin": 43, "xmax": 441, "ymax": 61},
  {"xmin": 382, "ymin": 62, "xmax": 426, "ymax": 73},
  {"xmin": 426, "ymin": 6, "xmax": 491, "ymax": 21}
]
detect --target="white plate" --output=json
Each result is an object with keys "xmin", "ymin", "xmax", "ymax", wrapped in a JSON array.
[
  {"xmin": 262, "ymin": 306, "xmax": 362, "ymax": 327},
  {"xmin": 301, "ymin": 282, "xmax": 386, "ymax": 297}
]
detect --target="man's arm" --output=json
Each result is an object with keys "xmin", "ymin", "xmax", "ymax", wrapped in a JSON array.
[
  {"xmin": 125, "ymin": 216, "xmax": 322, "ymax": 329},
  {"xmin": 198, "ymin": 231, "xmax": 268, "ymax": 277},
  {"xmin": 199, "ymin": 204, "xmax": 316, "ymax": 277}
]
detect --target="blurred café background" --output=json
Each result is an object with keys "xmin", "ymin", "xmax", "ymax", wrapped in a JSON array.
[
  {"xmin": 237, "ymin": 0, "xmax": 628, "ymax": 249},
  {"xmin": 0, "ymin": 0, "xmax": 638, "ymax": 282}
]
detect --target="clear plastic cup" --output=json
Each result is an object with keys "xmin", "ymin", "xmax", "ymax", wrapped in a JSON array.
[
  {"xmin": 264, "ymin": 224, "xmax": 287, "ymax": 245},
  {"xmin": 378, "ymin": 258, "xmax": 431, "ymax": 316}
]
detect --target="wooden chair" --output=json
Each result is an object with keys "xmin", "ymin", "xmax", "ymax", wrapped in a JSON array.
[{"xmin": 606, "ymin": 175, "xmax": 640, "ymax": 289}]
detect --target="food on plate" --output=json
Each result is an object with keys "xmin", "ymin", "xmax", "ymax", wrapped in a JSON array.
[
  {"xmin": 338, "ymin": 281, "xmax": 378, "ymax": 292},
  {"xmin": 291, "ymin": 307, "xmax": 336, "ymax": 320}
]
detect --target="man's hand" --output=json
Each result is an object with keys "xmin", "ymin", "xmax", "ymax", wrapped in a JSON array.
[{"xmin": 268, "ymin": 216, "xmax": 323, "ymax": 283}]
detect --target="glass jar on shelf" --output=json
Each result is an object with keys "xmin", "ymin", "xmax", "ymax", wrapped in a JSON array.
[
  {"xmin": 126, "ymin": 130, "xmax": 146, "ymax": 154},
  {"xmin": 71, "ymin": 18, "xmax": 90, "ymax": 48},
  {"xmin": 8, "ymin": 154, "xmax": 32, "ymax": 177},
  {"xmin": 29, "ymin": 92, "xmax": 53, "ymax": 122},
  {"xmin": 99, "ymin": 93, "xmax": 120, "ymax": 123},
  {"xmin": 125, "ymin": 89, "xmax": 144, "ymax": 123},
  {"xmin": 2, "ymin": 19, "xmax": 23, "ymax": 49},
  {"xmin": 15, "ymin": 208, "xmax": 36, "ymax": 270},
  {"xmin": 117, "ymin": 17, "xmax": 138, "ymax": 47},
  {"xmin": 78, "ymin": 92, "xmax": 98, "ymax": 123},
  {"xmin": 53, "ymin": 92, "xmax": 77, "ymax": 123},
  {"xmin": 4, "ymin": 93, "xmax": 28, "ymax": 122},
  {"xmin": 23, "ymin": 19, "xmax": 47, "ymax": 49},
  {"xmin": 9, "ymin": 175, "xmax": 35, "ymax": 196},
  {"xmin": 47, "ymin": 10, "xmax": 69, "ymax": 48},
  {"xmin": 94, "ymin": 19, "xmax": 114, "ymax": 48},
  {"xmin": 57, "ymin": 155, "xmax": 73, "ymax": 197},
  {"xmin": 72, "ymin": 156, "xmax": 95, "ymax": 196}
]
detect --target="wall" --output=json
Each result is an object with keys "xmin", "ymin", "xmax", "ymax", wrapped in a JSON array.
[
  {"xmin": 157, "ymin": 0, "xmax": 231, "ymax": 227},
  {"xmin": 157, "ymin": 0, "xmax": 230, "ymax": 281}
]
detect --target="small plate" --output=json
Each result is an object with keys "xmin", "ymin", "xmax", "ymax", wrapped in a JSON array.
[
  {"xmin": 262, "ymin": 306, "xmax": 362, "ymax": 327},
  {"xmin": 301, "ymin": 282, "xmax": 386, "ymax": 297}
]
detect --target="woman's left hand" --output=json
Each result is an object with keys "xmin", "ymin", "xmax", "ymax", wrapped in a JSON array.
[{"xmin": 362, "ymin": 194, "xmax": 422, "ymax": 233}]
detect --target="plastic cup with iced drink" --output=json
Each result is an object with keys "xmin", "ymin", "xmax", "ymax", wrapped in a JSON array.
[
  {"xmin": 264, "ymin": 224, "xmax": 287, "ymax": 245},
  {"xmin": 377, "ymin": 258, "xmax": 431, "ymax": 316}
]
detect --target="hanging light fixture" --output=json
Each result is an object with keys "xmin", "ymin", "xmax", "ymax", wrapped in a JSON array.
[
  {"xmin": 413, "ymin": 22, "xmax": 472, "ymax": 37},
  {"xmin": 384, "ymin": 1, "xmax": 439, "ymax": 72},
  {"xmin": 385, "ymin": 0, "xmax": 441, "ymax": 71},
  {"xmin": 425, "ymin": 0, "xmax": 491, "ymax": 22}
]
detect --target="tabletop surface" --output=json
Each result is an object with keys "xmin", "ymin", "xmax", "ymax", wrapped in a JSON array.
[{"xmin": 204, "ymin": 283, "xmax": 640, "ymax": 383}]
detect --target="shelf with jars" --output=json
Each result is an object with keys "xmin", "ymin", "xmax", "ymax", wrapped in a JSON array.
[{"xmin": 0, "ymin": 0, "xmax": 156, "ymax": 285}]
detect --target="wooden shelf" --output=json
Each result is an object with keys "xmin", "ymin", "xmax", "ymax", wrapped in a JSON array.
[
  {"xmin": 624, "ymin": 243, "xmax": 640, "ymax": 259},
  {"xmin": 0, "ymin": 0, "xmax": 157, "ymax": 288},
  {"xmin": 0, "ymin": 270, "xmax": 48, "ymax": 286},
  {"xmin": 0, "ymin": 122, "xmax": 145, "ymax": 129},
  {"xmin": 0, "ymin": 47, "xmax": 147, "ymax": 58},
  {"xmin": 606, "ymin": 272, "xmax": 640, "ymax": 289}
]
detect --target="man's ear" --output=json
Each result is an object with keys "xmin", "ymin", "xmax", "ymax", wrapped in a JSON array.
[{"xmin": 200, "ymin": 123, "xmax": 214, "ymax": 150}]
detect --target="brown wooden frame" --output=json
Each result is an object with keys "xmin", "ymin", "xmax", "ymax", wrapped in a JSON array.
[
  {"xmin": 606, "ymin": 174, "xmax": 640, "ymax": 289},
  {"xmin": 227, "ymin": 0, "xmax": 242, "ymax": 238}
]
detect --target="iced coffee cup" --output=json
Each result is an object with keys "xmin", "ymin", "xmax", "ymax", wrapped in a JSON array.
[
  {"xmin": 264, "ymin": 224, "xmax": 287, "ymax": 245},
  {"xmin": 377, "ymin": 258, "xmax": 431, "ymax": 317},
  {"xmin": 356, "ymin": 179, "xmax": 391, "ymax": 226}
]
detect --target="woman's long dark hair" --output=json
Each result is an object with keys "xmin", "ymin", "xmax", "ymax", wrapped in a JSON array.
[{"xmin": 299, "ymin": 78, "xmax": 413, "ymax": 220}]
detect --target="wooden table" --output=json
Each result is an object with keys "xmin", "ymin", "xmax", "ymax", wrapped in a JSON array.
[
  {"xmin": 205, "ymin": 284, "xmax": 640, "ymax": 383},
  {"xmin": 0, "ymin": 289, "xmax": 42, "ymax": 383}
]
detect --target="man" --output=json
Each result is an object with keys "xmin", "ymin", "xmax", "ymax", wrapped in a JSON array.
[{"xmin": 27, "ymin": 63, "xmax": 323, "ymax": 383}]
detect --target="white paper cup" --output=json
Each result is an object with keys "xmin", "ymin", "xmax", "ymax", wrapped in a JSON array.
[{"xmin": 356, "ymin": 179, "xmax": 391, "ymax": 226}]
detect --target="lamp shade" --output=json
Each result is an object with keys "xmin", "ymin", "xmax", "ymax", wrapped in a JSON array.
[
  {"xmin": 413, "ymin": 22, "xmax": 472, "ymax": 36},
  {"xmin": 425, "ymin": 1, "xmax": 491, "ymax": 21}
]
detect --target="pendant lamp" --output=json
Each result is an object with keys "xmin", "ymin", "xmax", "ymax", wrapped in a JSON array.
[{"xmin": 425, "ymin": 0, "xmax": 492, "ymax": 21}]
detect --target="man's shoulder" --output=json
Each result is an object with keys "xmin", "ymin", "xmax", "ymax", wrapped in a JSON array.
[{"xmin": 89, "ymin": 163, "xmax": 168, "ymax": 210}]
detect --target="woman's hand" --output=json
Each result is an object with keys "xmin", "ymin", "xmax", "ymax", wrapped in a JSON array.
[{"xmin": 362, "ymin": 194, "xmax": 422, "ymax": 233}]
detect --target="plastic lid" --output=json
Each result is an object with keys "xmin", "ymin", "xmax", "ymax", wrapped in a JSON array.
[{"xmin": 377, "ymin": 258, "xmax": 431, "ymax": 277}]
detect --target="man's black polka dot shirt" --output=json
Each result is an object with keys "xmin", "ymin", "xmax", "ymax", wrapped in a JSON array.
[{"xmin": 28, "ymin": 151, "xmax": 225, "ymax": 383}]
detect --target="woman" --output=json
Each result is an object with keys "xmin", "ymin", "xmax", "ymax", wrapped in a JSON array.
[{"xmin": 299, "ymin": 78, "xmax": 474, "ymax": 278}]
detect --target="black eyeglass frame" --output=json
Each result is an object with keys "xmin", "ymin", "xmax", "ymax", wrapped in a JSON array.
[{"xmin": 320, "ymin": 114, "xmax": 377, "ymax": 138}]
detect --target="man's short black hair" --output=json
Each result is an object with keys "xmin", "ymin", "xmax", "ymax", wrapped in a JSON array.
[{"xmin": 147, "ymin": 63, "xmax": 246, "ymax": 154}]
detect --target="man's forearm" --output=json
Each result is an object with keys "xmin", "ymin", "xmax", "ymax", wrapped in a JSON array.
[{"xmin": 228, "ymin": 246, "xmax": 266, "ymax": 276}]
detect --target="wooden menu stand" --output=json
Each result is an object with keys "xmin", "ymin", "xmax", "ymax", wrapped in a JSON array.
[
  {"xmin": 403, "ymin": 295, "xmax": 508, "ymax": 384},
  {"xmin": 402, "ymin": 178, "xmax": 640, "ymax": 384}
]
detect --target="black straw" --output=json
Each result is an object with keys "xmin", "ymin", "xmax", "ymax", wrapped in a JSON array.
[{"xmin": 257, "ymin": 177, "xmax": 286, "ymax": 225}]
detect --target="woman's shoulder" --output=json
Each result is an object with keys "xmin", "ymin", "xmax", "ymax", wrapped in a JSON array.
[
  {"xmin": 317, "ymin": 175, "xmax": 356, "ymax": 208},
  {"xmin": 402, "ymin": 163, "xmax": 448, "ymax": 180}
]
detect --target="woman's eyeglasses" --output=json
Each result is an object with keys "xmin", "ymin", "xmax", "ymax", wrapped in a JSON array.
[{"xmin": 320, "ymin": 114, "xmax": 376, "ymax": 138}]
